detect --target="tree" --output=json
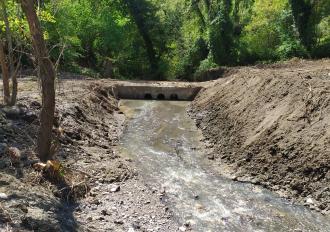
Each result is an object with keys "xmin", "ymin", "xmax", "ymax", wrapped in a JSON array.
[
  {"xmin": 0, "ymin": 0, "xmax": 19, "ymax": 106},
  {"xmin": 289, "ymin": 0, "xmax": 314, "ymax": 51},
  {"xmin": 0, "ymin": 0, "xmax": 326, "ymax": 82},
  {"xmin": 1, "ymin": 0, "xmax": 13, "ymax": 73},
  {"xmin": 124, "ymin": 0, "xmax": 161, "ymax": 79},
  {"xmin": 21, "ymin": 0, "xmax": 56, "ymax": 162},
  {"xmin": 0, "ymin": 40, "xmax": 10, "ymax": 105},
  {"xmin": 208, "ymin": 0, "xmax": 234, "ymax": 65}
]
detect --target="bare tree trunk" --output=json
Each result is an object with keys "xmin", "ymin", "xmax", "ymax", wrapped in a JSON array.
[
  {"xmin": 21, "ymin": 0, "xmax": 56, "ymax": 162},
  {"xmin": 0, "ymin": 41, "xmax": 11, "ymax": 105},
  {"xmin": 1, "ymin": 0, "xmax": 18, "ymax": 106},
  {"xmin": 10, "ymin": 58, "xmax": 20, "ymax": 106},
  {"xmin": 1, "ymin": 0, "xmax": 14, "ymax": 72}
]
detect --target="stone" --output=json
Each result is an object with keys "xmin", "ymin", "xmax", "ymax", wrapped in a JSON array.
[
  {"xmin": 179, "ymin": 226, "xmax": 187, "ymax": 231},
  {"xmin": 2, "ymin": 106, "xmax": 23, "ymax": 119},
  {"xmin": 90, "ymin": 198, "xmax": 100, "ymax": 205},
  {"xmin": 184, "ymin": 221, "xmax": 192, "ymax": 227},
  {"xmin": 114, "ymin": 219, "xmax": 124, "ymax": 224},
  {"xmin": 132, "ymin": 222, "xmax": 141, "ymax": 229},
  {"xmin": 207, "ymin": 154, "xmax": 215, "ymax": 160},
  {"xmin": 101, "ymin": 209, "xmax": 110, "ymax": 216},
  {"xmin": 306, "ymin": 198, "xmax": 314, "ymax": 204},
  {"xmin": 90, "ymin": 192, "xmax": 97, "ymax": 197},
  {"xmin": 0, "ymin": 193, "xmax": 8, "ymax": 200},
  {"xmin": 110, "ymin": 184, "xmax": 120, "ymax": 192}
]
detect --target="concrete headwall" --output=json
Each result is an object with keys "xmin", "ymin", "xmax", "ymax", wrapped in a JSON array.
[{"xmin": 113, "ymin": 85, "xmax": 202, "ymax": 101}]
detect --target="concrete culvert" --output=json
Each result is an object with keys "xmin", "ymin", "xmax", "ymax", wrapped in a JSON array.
[
  {"xmin": 144, "ymin": 93, "xmax": 153, "ymax": 100},
  {"xmin": 157, "ymin": 93, "xmax": 165, "ymax": 100},
  {"xmin": 170, "ymin": 94, "xmax": 178, "ymax": 100}
]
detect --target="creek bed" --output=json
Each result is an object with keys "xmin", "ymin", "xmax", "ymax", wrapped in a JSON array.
[{"xmin": 118, "ymin": 100, "xmax": 330, "ymax": 232}]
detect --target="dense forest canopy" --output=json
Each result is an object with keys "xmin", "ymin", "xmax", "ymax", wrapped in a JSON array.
[{"xmin": 1, "ymin": 0, "xmax": 330, "ymax": 81}]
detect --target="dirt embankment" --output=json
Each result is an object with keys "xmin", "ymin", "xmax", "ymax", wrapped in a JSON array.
[
  {"xmin": 0, "ymin": 79, "xmax": 178, "ymax": 231},
  {"xmin": 190, "ymin": 59, "xmax": 330, "ymax": 214}
]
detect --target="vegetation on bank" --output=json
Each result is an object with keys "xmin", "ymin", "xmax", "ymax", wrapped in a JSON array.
[{"xmin": 0, "ymin": 0, "xmax": 329, "ymax": 81}]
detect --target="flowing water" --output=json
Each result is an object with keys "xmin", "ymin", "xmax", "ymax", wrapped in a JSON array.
[{"xmin": 118, "ymin": 100, "xmax": 330, "ymax": 232}]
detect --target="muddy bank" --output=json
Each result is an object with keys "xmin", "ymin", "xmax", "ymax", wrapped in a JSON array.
[
  {"xmin": 190, "ymin": 59, "xmax": 330, "ymax": 214},
  {"xmin": 0, "ymin": 79, "xmax": 178, "ymax": 231}
]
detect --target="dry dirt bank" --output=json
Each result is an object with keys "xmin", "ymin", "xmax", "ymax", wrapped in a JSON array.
[
  {"xmin": 0, "ymin": 79, "xmax": 178, "ymax": 231},
  {"xmin": 190, "ymin": 59, "xmax": 330, "ymax": 214}
]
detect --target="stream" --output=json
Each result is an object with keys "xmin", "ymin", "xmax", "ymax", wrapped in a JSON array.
[{"xmin": 118, "ymin": 100, "xmax": 330, "ymax": 232}]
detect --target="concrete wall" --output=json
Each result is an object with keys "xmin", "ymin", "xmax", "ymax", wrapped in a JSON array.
[{"xmin": 113, "ymin": 85, "xmax": 202, "ymax": 101}]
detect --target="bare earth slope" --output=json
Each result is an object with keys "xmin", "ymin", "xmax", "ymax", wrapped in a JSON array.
[
  {"xmin": 190, "ymin": 59, "xmax": 330, "ymax": 214},
  {"xmin": 0, "ymin": 79, "xmax": 178, "ymax": 231}
]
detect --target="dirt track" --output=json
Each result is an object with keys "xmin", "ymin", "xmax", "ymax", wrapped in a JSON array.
[{"xmin": 190, "ymin": 59, "xmax": 330, "ymax": 214}]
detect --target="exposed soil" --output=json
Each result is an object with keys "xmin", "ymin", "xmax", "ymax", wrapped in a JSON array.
[
  {"xmin": 0, "ymin": 78, "xmax": 178, "ymax": 231},
  {"xmin": 1, "ymin": 59, "xmax": 330, "ymax": 231},
  {"xmin": 189, "ymin": 59, "xmax": 330, "ymax": 215}
]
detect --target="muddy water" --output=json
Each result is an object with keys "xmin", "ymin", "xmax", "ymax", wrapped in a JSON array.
[{"xmin": 118, "ymin": 100, "xmax": 330, "ymax": 232}]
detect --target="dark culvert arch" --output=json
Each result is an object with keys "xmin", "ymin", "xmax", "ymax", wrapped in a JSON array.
[
  {"xmin": 157, "ymin": 93, "xmax": 165, "ymax": 100},
  {"xmin": 144, "ymin": 93, "xmax": 153, "ymax": 99}
]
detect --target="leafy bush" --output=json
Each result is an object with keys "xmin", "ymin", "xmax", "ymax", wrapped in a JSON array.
[{"xmin": 195, "ymin": 56, "xmax": 218, "ymax": 76}]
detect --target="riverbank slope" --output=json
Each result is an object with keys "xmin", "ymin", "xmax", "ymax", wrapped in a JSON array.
[
  {"xmin": 190, "ymin": 59, "xmax": 330, "ymax": 214},
  {"xmin": 0, "ymin": 79, "xmax": 178, "ymax": 231}
]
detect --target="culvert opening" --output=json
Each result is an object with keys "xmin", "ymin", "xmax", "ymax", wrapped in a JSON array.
[
  {"xmin": 170, "ymin": 94, "xmax": 179, "ymax": 100},
  {"xmin": 144, "ymin": 93, "xmax": 153, "ymax": 99},
  {"xmin": 113, "ymin": 85, "xmax": 203, "ymax": 101},
  {"xmin": 157, "ymin": 93, "xmax": 165, "ymax": 100}
]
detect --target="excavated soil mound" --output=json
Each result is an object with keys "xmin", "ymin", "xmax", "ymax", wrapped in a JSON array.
[{"xmin": 190, "ymin": 59, "xmax": 330, "ymax": 214}]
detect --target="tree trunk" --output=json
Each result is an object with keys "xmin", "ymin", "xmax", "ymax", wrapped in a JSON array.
[
  {"xmin": 1, "ymin": 0, "xmax": 14, "ymax": 73},
  {"xmin": 124, "ymin": 0, "xmax": 160, "ymax": 79},
  {"xmin": 1, "ymin": 0, "xmax": 18, "ymax": 106},
  {"xmin": 289, "ymin": 0, "xmax": 315, "ymax": 51},
  {"xmin": 21, "ymin": 0, "xmax": 56, "ymax": 162},
  {"xmin": 10, "ymin": 60, "xmax": 19, "ymax": 106},
  {"xmin": 0, "ymin": 41, "xmax": 11, "ymax": 105}
]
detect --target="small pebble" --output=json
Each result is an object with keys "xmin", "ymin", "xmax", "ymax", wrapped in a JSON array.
[
  {"xmin": 0, "ymin": 193, "xmax": 8, "ymax": 200},
  {"xmin": 110, "ymin": 185, "xmax": 120, "ymax": 192},
  {"xmin": 179, "ymin": 226, "xmax": 186, "ymax": 231}
]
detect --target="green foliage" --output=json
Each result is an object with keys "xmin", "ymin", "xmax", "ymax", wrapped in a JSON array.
[
  {"xmin": 1, "ymin": 0, "xmax": 329, "ymax": 81},
  {"xmin": 312, "ymin": 15, "xmax": 330, "ymax": 57},
  {"xmin": 0, "ymin": 1, "xmax": 28, "ymax": 43},
  {"xmin": 195, "ymin": 56, "xmax": 218, "ymax": 76},
  {"xmin": 241, "ymin": 0, "xmax": 310, "ymax": 61},
  {"xmin": 208, "ymin": 0, "xmax": 235, "ymax": 65},
  {"xmin": 179, "ymin": 37, "xmax": 209, "ymax": 80}
]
